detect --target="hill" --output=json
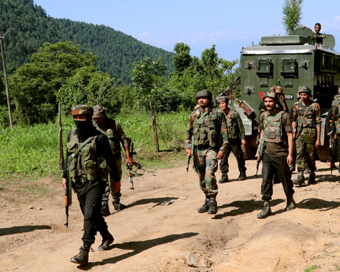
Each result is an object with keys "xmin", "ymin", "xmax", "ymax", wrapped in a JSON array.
[{"xmin": 0, "ymin": 0, "xmax": 174, "ymax": 83}]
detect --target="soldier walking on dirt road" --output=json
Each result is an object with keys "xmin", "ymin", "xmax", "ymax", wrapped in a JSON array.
[
  {"xmin": 185, "ymin": 90, "xmax": 228, "ymax": 215},
  {"xmin": 217, "ymin": 95, "xmax": 247, "ymax": 183},
  {"xmin": 292, "ymin": 86, "xmax": 321, "ymax": 186},
  {"xmin": 62, "ymin": 105, "xmax": 119, "ymax": 265},
  {"xmin": 257, "ymin": 91, "xmax": 295, "ymax": 219},
  {"xmin": 93, "ymin": 105, "xmax": 134, "ymax": 216}
]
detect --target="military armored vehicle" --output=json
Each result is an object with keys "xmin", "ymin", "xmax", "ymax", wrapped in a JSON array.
[{"xmin": 236, "ymin": 26, "xmax": 339, "ymax": 160}]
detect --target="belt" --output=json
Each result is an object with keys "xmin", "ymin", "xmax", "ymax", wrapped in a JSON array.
[{"xmin": 196, "ymin": 144, "xmax": 210, "ymax": 150}]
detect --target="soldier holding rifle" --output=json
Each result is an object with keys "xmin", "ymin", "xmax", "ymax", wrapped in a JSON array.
[
  {"xmin": 185, "ymin": 90, "xmax": 228, "ymax": 215},
  {"xmin": 62, "ymin": 105, "xmax": 119, "ymax": 265}
]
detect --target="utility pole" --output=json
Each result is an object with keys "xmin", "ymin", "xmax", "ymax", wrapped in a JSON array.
[{"xmin": 0, "ymin": 25, "xmax": 12, "ymax": 128}]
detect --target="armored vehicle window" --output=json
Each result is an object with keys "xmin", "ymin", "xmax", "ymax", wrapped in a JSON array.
[
  {"xmin": 281, "ymin": 58, "xmax": 298, "ymax": 77},
  {"xmin": 256, "ymin": 58, "xmax": 272, "ymax": 77}
]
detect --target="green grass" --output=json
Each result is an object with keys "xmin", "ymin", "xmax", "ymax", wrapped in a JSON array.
[
  {"xmin": 0, "ymin": 111, "xmax": 189, "ymax": 180},
  {"xmin": 303, "ymin": 265, "xmax": 321, "ymax": 272}
]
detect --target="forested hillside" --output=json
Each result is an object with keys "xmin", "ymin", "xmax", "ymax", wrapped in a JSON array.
[{"xmin": 0, "ymin": 0, "xmax": 174, "ymax": 83}]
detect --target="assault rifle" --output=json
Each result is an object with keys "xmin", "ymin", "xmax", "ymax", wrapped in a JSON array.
[
  {"xmin": 64, "ymin": 171, "xmax": 72, "ymax": 228},
  {"xmin": 329, "ymin": 131, "xmax": 334, "ymax": 177},
  {"xmin": 255, "ymin": 156, "xmax": 261, "ymax": 178},
  {"xmin": 126, "ymin": 138, "xmax": 143, "ymax": 190},
  {"xmin": 215, "ymin": 76, "xmax": 241, "ymax": 102}
]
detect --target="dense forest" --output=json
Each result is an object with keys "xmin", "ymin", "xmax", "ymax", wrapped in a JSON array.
[{"xmin": 0, "ymin": 0, "xmax": 174, "ymax": 83}]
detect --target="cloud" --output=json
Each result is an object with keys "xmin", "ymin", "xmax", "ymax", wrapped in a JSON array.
[
  {"xmin": 140, "ymin": 32, "xmax": 149, "ymax": 37},
  {"xmin": 335, "ymin": 15, "xmax": 340, "ymax": 22}
]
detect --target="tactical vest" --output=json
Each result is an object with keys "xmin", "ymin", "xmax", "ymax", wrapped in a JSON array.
[
  {"xmin": 263, "ymin": 111, "xmax": 285, "ymax": 144},
  {"xmin": 225, "ymin": 110, "xmax": 238, "ymax": 139},
  {"xmin": 94, "ymin": 119, "xmax": 121, "ymax": 156},
  {"xmin": 193, "ymin": 107, "xmax": 220, "ymax": 147},
  {"xmin": 296, "ymin": 101, "xmax": 316, "ymax": 128},
  {"xmin": 67, "ymin": 129, "xmax": 108, "ymax": 183},
  {"xmin": 332, "ymin": 95, "xmax": 340, "ymax": 115}
]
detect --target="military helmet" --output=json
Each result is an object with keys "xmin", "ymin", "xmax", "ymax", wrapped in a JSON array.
[
  {"xmin": 262, "ymin": 91, "xmax": 277, "ymax": 101},
  {"xmin": 93, "ymin": 105, "xmax": 106, "ymax": 118},
  {"xmin": 217, "ymin": 95, "xmax": 229, "ymax": 103},
  {"xmin": 196, "ymin": 89, "xmax": 212, "ymax": 101},
  {"xmin": 71, "ymin": 104, "xmax": 93, "ymax": 117},
  {"xmin": 298, "ymin": 86, "xmax": 312, "ymax": 96}
]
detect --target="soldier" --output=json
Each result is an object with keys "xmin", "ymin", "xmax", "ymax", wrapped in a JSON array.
[
  {"xmin": 258, "ymin": 85, "xmax": 288, "ymax": 114},
  {"xmin": 313, "ymin": 23, "xmax": 324, "ymax": 44},
  {"xmin": 328, "ymin": 88, "xmax": 340, "ymax": 167},
  {"xmin": 217, "ymin": 95, "xmax": 246, "ymax": 183},
  {"xmin": 292, "ymin": 86, "xmax": 321, "ymax": 186},
  {"xmin": 257, "ymin": 91, "xmax": 295, "ymax": 219},
  {"xmin": 185, "ymin": 90, "xmax": 228, "ymax": 215},
  {"xmin": 62, "ymin": 105, "xmax": 119, "ymax": 265},
  {"xmin": 92, "ymin": 105, "xmax": 133, "ymax": 216}
]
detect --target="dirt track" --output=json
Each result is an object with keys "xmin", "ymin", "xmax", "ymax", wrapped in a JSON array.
[{"xmin": 1, "ymin": 156, "xmax": 340, "ymax": 272}]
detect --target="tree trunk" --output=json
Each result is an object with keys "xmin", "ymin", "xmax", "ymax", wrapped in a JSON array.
[
  {"xmin": 149, "ymin": 96, "xmax": 159, "ymax": 152},
  {"xmin": 58, "ymin": 103, "xmax": 64, "ymax": 170}
]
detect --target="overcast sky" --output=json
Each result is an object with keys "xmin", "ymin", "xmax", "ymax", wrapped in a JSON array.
[{"xmin": 33, "ymin": 0, "xmax": 340, "ymax": 63}]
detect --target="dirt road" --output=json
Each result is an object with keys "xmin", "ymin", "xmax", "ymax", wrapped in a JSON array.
[{"xmin": 1, "ymin": 157, "xmax": 340, "ymax": 272}]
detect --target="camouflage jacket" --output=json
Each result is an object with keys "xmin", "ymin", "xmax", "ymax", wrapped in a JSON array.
[
  {"xmin": 185, "ymin": 106, "xmax": 228, "ymax": 151},
  {"xmin": 94, "ymin": 118, "xmax": 129, "ymax": 158},
  {"xmin": 292, "ymin": 100, "xmax": 321, "ymax": 129},
  {"xmin": 220, "ymin": 109, "xmax": 245, "ymax": 140}
]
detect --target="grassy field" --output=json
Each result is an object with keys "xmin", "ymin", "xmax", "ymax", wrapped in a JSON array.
[{"xmin": 0, "ymin": 111, "xmax": 189, "ymax": 180}]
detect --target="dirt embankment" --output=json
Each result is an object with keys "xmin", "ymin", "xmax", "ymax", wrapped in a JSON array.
[{"xmin": 1, "ymin": 157, "xmax": 340, "ymax": 272}]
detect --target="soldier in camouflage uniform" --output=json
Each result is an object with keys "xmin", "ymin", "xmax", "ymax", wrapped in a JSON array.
[
  {"xmin": 62, "ymin": 105, "xmax": 119, "ymax": 265},
  {"xmin": 257, "ymin": 92, "xmax": 295, "ymax": 219},
  {"xmin": 217, "ymin": 95, "xmax": 247, "ymax": 183},
  {"xmin": 92, "ymin": 105, "xmax": 134, "ymax": 216},
  {"xmin": 185, "ymin": 90, "xmax": 228, "ymax": 215},
  {"xmin": 330, "ymin": 90, "xmax": 340, "ymax": 172},
  {"xmin": 292, "ymin": 86, "xmax": 321, "ymax": 186},
  {"xmin": 327, "ymin": 89, "xmax": 340, "ymax": 167}
]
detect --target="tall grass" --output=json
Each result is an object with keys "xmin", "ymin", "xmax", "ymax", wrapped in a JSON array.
[{"xmin": 0, "ymin": 111, "xmax": 189, "ymax": 179}]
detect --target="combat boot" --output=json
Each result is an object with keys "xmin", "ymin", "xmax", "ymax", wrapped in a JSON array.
[
  {"xmin": 293, "ymin": 173, "xmax": 305, "ymax": 186},
  {"xmin": 207, "ymin": 199, "xmax": 218, "ymax": 214},
  {"xmin": 238, "ymin": 171, "xmax": 246, "ymax": 181},
  {"xmin": 98, "ymin": 232, "xmax": 114, "ymax": 251},
  {"xmin": 101, "ymin": 202, "xmax": 110, "ymax": 217},
  {"xmin": 285, "ymin": 197, "xmax": 296, "ymax": 211},
  {"xmin": 308, "ymin": 171, "xmax": 316, "ymax": 184},
  {"xmin": 112, "ymin": 200, "xmax": 126, "ymax": 211},
  {"xmin": 70, "ymin": 246, "xmax": 90, "ymax": 265},
  {"xmin": 257, "ymin": 201, "xmax": 271, "ymax": 219},
  {"xmin": 197, "ymin": 199, "xmax": 210, "ymax": 213},
  {"xmin": 218, "ymin": 174, "xmax": 229, "ymax": 183}
]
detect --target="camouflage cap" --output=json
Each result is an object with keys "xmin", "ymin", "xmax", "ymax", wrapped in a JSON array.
[
  {"xmin": 274, "ymin": 86, "xmax": 283, "ymax": 94},
  {"xmin": 196, "ymin": 90, "xmax": 212, "ymax": 101},
  {"xmin": 217, "ymin": 95, "xmax": 229, "ymax": 103},
  {"xmin": 71, "ymin": 104, "xmax": 93, "ymax": 117},
  {"xmin": 262, "ymin": 91, "xmax": 277, "ymax": 101},
  {"xmin": 93, "ymin": 105, "xmax": 106, "ymax": 118},
  {"xmin": 298, "ymin": 85, "xmax": 312, "ymax": 96}
]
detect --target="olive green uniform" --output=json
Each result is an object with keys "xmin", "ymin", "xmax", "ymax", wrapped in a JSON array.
[
  {"xmin": 292, "ymin": 100, "xmax": 321, "ymax": 172},
  {"xmin": 94, "ymin": 118, "xmax": 129, "ymax": 203},
  {"xmin": 219, "ymin": 109, "xmax": 246, "ymax": 175}
]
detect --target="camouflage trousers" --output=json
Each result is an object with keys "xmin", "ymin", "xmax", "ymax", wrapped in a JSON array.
[
  {"xmin": 193, "ymin": 148, "xmax": 218, "ymax": 197},
  {"xmin": 102, "ymin": 158, "xmax": 122, "ymax": 202},
  {"xmin": 296, "ymin": 128, "xmax": 316, "ymax": 172}
]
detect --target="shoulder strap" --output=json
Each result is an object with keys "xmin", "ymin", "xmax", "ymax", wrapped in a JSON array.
[{"xmin": 71, "ymin": 136, "xmax": 95, "ymax": 158}]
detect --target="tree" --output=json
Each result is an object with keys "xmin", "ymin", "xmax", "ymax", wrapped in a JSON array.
[
  {"xmin": 172, "ymin": 42, "xmax": 192, "ymax": 75},
  {"xmin": 131, "ymin": 56, "xmax": 167, "ymax": 151},
  {"xmin": 283, "ymin": 0, "xmax": 303, "ymax": 35},
  {"xmin": 9, "ymin": 41, "xmax": 99, "ymax": 124}
]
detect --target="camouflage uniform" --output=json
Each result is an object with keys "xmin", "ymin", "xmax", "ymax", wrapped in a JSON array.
[
  {"xmin": 257, "ymin": 92, "xmax": 295, "ymax": 219},
  {"xmin": 331, "ymin": 104, "xmax": 340, "ymax": 170},
  {"xmin": 93, "ymin": 105, "xmax": 130, "ymax": 214},
  {"xmin": 292, "ymin": 91, "xmax": 321, "ymax": 185},
  {"xmin": 218, "ymin": 106, "xmax": 246, "ymax": 181},
  {"xmin": 185, "ymin": 90, "xmax": 228, "ymax": 214}
]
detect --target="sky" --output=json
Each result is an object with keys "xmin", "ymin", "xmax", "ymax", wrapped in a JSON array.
[{"xmin": 33, "ymin": 0, "xmax": 340, "ymax": 63}]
